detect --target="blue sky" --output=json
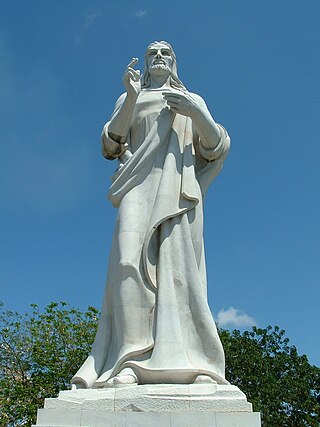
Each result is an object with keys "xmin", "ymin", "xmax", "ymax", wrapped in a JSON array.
[{"xmin": 1, "ymin": 1, "xmax": 319, "ymax": 368}]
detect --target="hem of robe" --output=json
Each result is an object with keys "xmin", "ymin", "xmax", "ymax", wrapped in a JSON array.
[
  {"xmin": 92, "ymin": 365, "xmax": 229, "ymax": 387},
  {"xmin": 71, "ymin": 111, "xmax": 231, "ymax": 391}
]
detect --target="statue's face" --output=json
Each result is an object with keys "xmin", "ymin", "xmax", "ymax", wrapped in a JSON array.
[{"xmin": 146, "ymin": 43, "xmax": 173, "ymax": 76}]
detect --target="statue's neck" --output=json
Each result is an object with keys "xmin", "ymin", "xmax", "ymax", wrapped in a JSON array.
[{"xmin": 149, "ymin": 74, "xmax": 171, "ymax": 89}]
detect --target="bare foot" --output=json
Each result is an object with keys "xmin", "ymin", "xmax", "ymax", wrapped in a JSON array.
[
  {"xmin": 194, "ymin": 375, "xmax": 217, "ymax": 384},
  {"xmin": 70, "ymin": 379, "xmax": 87, "ymax": 390},
  {"xmin": 113, "ymin": 374, "xmax": 137, "ymax": 385},
  {"xmin": 108, "ymin": 368, "xmax": 138, "ymax": 386}
]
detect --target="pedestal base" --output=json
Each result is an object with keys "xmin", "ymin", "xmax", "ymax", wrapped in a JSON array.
[{"xmin": 33, "ymin": 384, "xmax": 261, "ymax": 427}]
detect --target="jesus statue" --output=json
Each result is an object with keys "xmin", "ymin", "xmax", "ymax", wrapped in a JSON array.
[{"xmin": 71, "ymin": 41, "xmax": 231, "ymax": 389}]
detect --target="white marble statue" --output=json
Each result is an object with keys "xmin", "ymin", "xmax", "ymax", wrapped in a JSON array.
[{"xmin": 71, "ymin": 41, "xmax": 231, "ymax": 389}]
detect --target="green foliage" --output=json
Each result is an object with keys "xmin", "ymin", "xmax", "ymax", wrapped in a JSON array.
[
  {"xmin": 0, "ymin": 302, "xmax": 98, "ymax": 426},
  {"xmin": 220, "ymin": 325, "xmax": 320, "ymax": 426},
  {"xmin": 0, "ymin": 303, "xmax": 319, "ymax": 426}
]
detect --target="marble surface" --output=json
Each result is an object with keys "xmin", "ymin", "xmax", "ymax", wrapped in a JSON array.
[
  {"xmin": 71, "ymin": 40, "xmax": 231, "ymax": 390},
  {"xmin": 43, "ymin": 384, "xmax": 252, "ymax": 412},
  {"xmin": 33, "ymin": 384, "xmax": 261, "ymax": 427},
  {"xmin": 34, "ymin": 411, "xmax": 261, "ymax": 427},
  {"xmin": 32, "ymin": 40, "xmax": 261, "ymax": 427}
]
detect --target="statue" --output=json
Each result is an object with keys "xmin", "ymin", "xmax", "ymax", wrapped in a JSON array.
[{"xmin": 71, "ymin": 41, "xmax": 231, "ymax": 389}]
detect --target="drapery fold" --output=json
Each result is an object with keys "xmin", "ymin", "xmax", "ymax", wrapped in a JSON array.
[{"xmin": 71, "ymin": 102, "xmax": 230, "ymax": 388}]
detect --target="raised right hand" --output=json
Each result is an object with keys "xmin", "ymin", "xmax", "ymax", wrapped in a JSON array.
[{"xmin": 122, "ymin": 58, "xmax": 141, "ymax": 97}]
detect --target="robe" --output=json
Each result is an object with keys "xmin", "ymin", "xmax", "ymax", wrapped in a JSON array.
[{"xmin": 71, "ymin": 89, "xmax": 230, "ymax": 388}]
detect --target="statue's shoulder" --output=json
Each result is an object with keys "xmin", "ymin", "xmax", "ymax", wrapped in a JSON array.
[
  {"xmin": 188, "ymin": 91, "xmax": 206, "ymax": 107},
  {"xmin": 115, "ymin": 92, "xmax": 127, "ymax": 107},
  {"xmin": 110, "ymin": 93, "xmax": 127, "ymax": 116}
]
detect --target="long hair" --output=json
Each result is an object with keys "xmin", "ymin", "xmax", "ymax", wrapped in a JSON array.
[{"xmin": 141, "ymin": 41, "xmax": 187, "ymax": 91}]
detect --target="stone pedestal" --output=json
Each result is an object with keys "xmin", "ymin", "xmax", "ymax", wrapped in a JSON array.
[{"xmin": 33, "ymin": 384, "xmax": 261, "ymax": 426}]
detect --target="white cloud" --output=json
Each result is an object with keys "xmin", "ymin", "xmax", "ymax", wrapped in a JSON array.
[
  {"xmin": 84, "ymin": 10, "xmax": 101, "ymax": 29},
  {"xmin": 216, "ymin": 307, "xmax": 256, "ymax": 329},
  {"xmin": 135, "ymin": 10, "xmax": 147, "ymax": 18},
  {"xmin": 74, "ymin": 10, "xmax": 101, "ymax": 45},
  {"xmin": 74, "ymin": 35, "xmax": 82, "ymax": 46}
]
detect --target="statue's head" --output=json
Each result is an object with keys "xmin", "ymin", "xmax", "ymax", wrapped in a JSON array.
[{"xmin": 141, "ymin": 41, "xmax": 186, "ymax": 91}]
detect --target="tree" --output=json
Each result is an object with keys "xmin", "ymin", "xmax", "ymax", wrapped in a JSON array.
[
  {"xmin": 0, "ymin": 303, "xmax": 319, "ymax": 426},
  {"xmin": 0, "ymin": 302, "xmax": 98, "ymax": 426},
  {"xmin": 219, "ymin": 326, "xmax": 320, "ymax": 426}
]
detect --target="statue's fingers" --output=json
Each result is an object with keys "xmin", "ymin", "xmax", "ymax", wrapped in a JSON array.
[
  {"xmin": 127, "ymin": 57, "xmax": 139, "ymax": 69},
  {"xmin": 169, "ymin": 105, "xmax": 179, "ymax": 113},
  {"xmin": 123, "ymin": 70, "xmax": 135, "ymax": 81},
  {"xmin": 166, "ymin": 104, "xmax": 180, "ymax": 112},
  {"xmin": 127, "ymin": 68, "xmax": 140, "ymax": 81},
  {"xmin": 163, "ymin": 96, "xmax": 180, "ymax": 104},
  {"xmin": 162, "ymin": 92, "xmax": 182, "ymax": 99},
  {"xmin": 126, "ymin": 67, "xmax": 140, "ymax": 77}
]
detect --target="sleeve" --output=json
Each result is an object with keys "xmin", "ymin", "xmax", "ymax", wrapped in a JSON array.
[
  {"xmin": 189, "ymin": 93, "xmax": 231, "ymax": 162},
  {"xmin": 197, "ymin": 123, "xmax": 231, "ymax": 162},
  {"xmin": 101, "ymin": 93, "xmax": 128, "ymax": 160},
  {"xmin": 101, "ymin": 122, "xmax": 128, "ymax": 160}
]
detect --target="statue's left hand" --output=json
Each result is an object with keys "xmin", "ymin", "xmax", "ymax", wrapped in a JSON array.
[{"xmin": 162, "ymin": 91, "xmax": 201, "ymax": 118}]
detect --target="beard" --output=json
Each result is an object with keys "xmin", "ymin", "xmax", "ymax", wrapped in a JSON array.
[{"xmin": 148, "ymin": 63, "xmax": 171, "ymax": 74}]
